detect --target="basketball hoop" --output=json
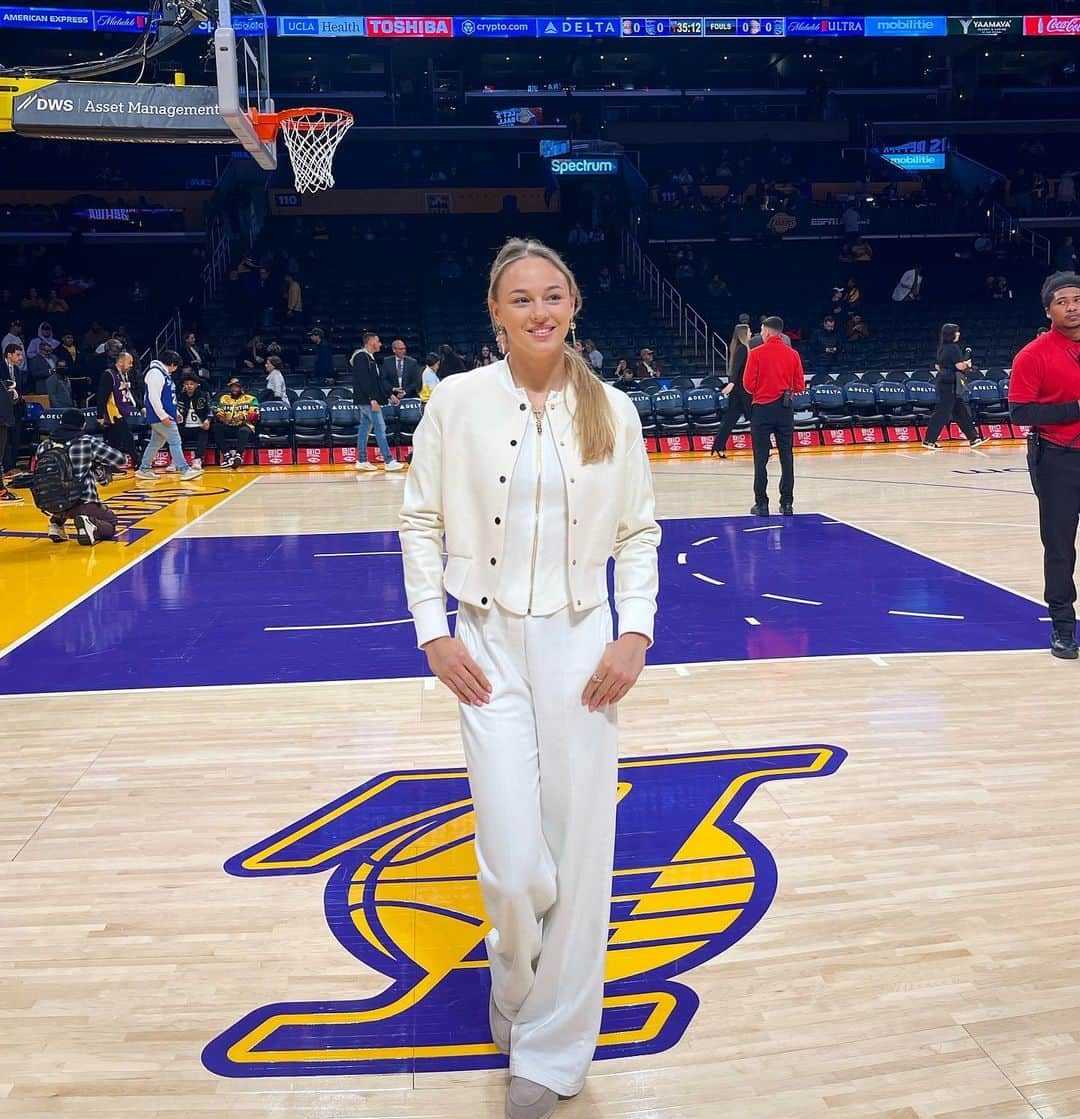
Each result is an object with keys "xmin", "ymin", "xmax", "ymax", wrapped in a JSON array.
[{"xmin": 255, "ymin": 107, "xmax": 353, "ymax": 194}]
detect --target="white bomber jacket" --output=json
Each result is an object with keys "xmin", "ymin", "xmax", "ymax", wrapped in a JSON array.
[{"xmin": 399, "ymin": 359, "xmax": 661, "ymax": 648}]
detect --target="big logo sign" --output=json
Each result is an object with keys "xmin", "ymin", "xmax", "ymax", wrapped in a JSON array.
[{"xmin": 203, "ymin": 745, "xmax": 845, "ymax": 1077}]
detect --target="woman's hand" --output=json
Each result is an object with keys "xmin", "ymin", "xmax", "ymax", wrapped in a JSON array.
[
  {"xmin": 424, "ymin": 636, "xmax": 492, "ymax": 706},
  {"xmin": 581, "ymin": 633, "xmax": 648, "ymax": 712}
]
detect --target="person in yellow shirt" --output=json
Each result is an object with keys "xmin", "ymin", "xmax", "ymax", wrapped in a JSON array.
[
  {"xmin": 286, "ymin": 273, "xmax": 303, "ymax": 318},
  {"xmin": 213, "ymin": 378, "xmax": 260, "ymax": 468}
]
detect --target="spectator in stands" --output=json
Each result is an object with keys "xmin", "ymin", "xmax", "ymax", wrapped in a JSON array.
[
  {"xmin": 892, "ymin": 264, "xmax": 923, "ymax": 303},
  {"xmin": 749, "ymin": 316, "xmax": 791, "ymax": 350},
  {"xmin": 38, "ymin": 409, "xmax": 126, "ymax": 544},
  {"xmin": 841, "ymin": 202, "xmax": 861, "ymax": 245},
  {"xmin": 46, "ymin": 290, "xmax": 68, "ymax": 316},
  {"xmin": 613, "ymin": 262, "xmax": 631, "ymax": 291},
  {"xmin": 0, "ymin": 344, "xmax": 20, "ymax": 499},
  {"xmin": 596, "ymin": 265, "xmax": 612, "ymax": 295},
  {"xmin": 182, "ymin": 331, "xmax": 211, "ymax": 376},
  {"xmin": 474, "ymin": 344, "xmax": 497, "ymax": 368},
  {"xmin": 842, "ymin": 278, "xmax": 861, "ymax": 312},
  {"xmin": 1056, "ymin": 235, "xmax": 1076, "ymax": 274},
  {"xmin": 82, "ymin": 321, "xmax": 108, "ymax": 352},
  {"xmin": 382, "ymin": 339, "xmax": 420, "ymax": 400},
  {"xmin": 983, "ymin": 275, "xmax": 997, "ymax": 302},
  {"xmin": 993, "ymin": 276, "xmax": 1013, "ymax": 302},
  {"xmin": 845, "ymin": 313, "xmax": 870, "ymax": 343},
  {"xmin": 136, "ymin": 350, "xmax": 203, "ymax": 482},
  {"xmin": 57, "ymin": 331, "xmax": 77, "ymax": 369},
  {"xmin": 46, "ymin": 362, "xmax": 74, "ymax": 409},
  {"xmin": 707, "ymin": 275, "xmax": 732, "ymax": 301},
  {"xmin": 611, "ymin": 358, "xmax": 635, "ymax": 391},
  {"xmin": 20, "ymin": 288, "xmax": 45, "ymax": 315},
  {"xmin": 351, "ymin": 332, "xmax": 403, "ymax": 473},
  {"xmin": 711, "ymin": 323, "xmax": 752, "ymax": 460},
  {"xmin": 285, "ymin": 273, "xmax": 303, "ymax": 318},
  {"xmin": 420, "ymin": 353, "xmax": 440, "ymax": 402},
  {"xmin": 437, "ymin": 342, "xmax": 466, "ymax": 378},
  {"xmin": 635, "ymin": 347, "xmax": 662, "ymax": 380},
  {"xmin": 923, "ymin": 322, "xmax": 985, "ymax": 451},
  {"xmin": 438, "ymin": 255, "xmax": 463, "ymax": 284},
  {"xmin": 309, "ymin": 328, "xmax": 334, "ymax": 382},
  {"xmin": 27, "ymin": 341, "xmax": 56, "ymax": 394},
  {"xmin": 2, "ymin": 320, "xmax": 24, "ymax": 369},
  {"xmin": 583, "ymin": 339, "xmax": 603, "ymax": 374},
  {"xmin": 98, "ymin": 350, "xmax": 138, "ymax": 459},
  {"xmin": 264, "ymin": 356, "xmax": 288, "ymax": 403},
  {"xmin": 178, "ymin": 373, "xmax": 212, "ymax": 469},
  {"xmin": 812, "ymin": 316, "xmax": 843, "ymax": 367},
  {"xmin": 257, "ymin": 268, "xmax": 276, "ymax": 328},
  {"xmin": 850, "ymin": 237, "xmax": 873, "ymax": 263},
  {"xmin": 27, "ymin": 323, "xmax": 56, "ymax": 360},
  {"xmin": 213, "ymin": 378, "xmax": 260, "ymax": 469}
]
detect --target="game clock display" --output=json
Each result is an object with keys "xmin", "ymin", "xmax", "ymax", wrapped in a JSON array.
[{"xmin": 620, "ymin": 16, "xmax": 703, "ymax": 36}]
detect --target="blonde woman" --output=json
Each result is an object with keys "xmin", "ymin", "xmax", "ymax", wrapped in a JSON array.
[
  {"xmin": 400, "ymin": 238, "xmax": 660, "ymax": 1118},
  {"xmin": 710, "ymin": 322, "xmax": 753, "ymax": 459}
]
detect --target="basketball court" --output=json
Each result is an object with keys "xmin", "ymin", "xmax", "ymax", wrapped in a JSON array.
[{"xmin": 4, "ymin": 444, "xmax": 1077, "ymax": 1119}]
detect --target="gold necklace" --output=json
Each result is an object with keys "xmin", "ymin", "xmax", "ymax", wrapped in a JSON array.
[{"xmin": 531, "ymin": 407, "xmax": 544, "ymax": 433}]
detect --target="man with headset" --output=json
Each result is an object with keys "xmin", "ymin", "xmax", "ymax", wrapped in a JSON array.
[{"xmin": 1009, "ymin": 272, "xmax": 1080, "ymax": 659}]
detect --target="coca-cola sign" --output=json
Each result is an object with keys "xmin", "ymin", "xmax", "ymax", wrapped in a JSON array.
[{"xmin": 1024, "ymin": 15, "xmax": 1080, "ymax": 35}]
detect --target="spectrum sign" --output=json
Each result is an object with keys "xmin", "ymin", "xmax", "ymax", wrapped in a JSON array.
[{"xmin": 550, "ymin": 156, "xmax": 619, "ymax": 175}]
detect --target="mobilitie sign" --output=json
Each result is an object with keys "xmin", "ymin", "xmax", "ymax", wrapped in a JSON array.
[
  {"xmin": 865, "ymin": 15, "xmax": 946, "ymax": 37},
  {"xmin": 550, "ymin": 156, "xmax": 619, "ymax": 176}
]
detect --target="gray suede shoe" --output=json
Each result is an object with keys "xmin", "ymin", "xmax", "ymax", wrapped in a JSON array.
[
  {"xmin": 505, "ymin": 1077, "xmax": 558, "ymax": 1119},
  {"xmin": 489, "ymin": 991, "xmax": 511, "ymax": 1055}
]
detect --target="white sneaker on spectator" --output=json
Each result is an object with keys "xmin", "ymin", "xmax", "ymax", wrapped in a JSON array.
[
  {"xmin": 135, "ymin": 468, "xmax": 158, "ymax": 480},
  {"xmin": 180, "ymin": 467, "xmax": 203, "ymax": 481},
  {"xmin": 384, "ymin": 460, "xmax": 405, "ymax": 472},
  {"xmin": 192, "ymin": 458, "xmax": 202, "ymax": 470},
  {"xmin": 355, "ymin": 461, "xmax": 376, "ymax": 471},
  {"xmin": 165, "ymin": 463, "xmax": 179, "ymax": 472},
  {"xmin": 48, "ymin": 522, "xmax": 68, "ymax": 543},
  {"xmin": 75, "ymin": 515, "xmax": 97, "ymax": 547}
]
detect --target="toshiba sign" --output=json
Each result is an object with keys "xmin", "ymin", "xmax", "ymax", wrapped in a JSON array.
[
  {"xmin": 365, "ymin": 16, "xmax": 452, "ymax": 36},
  {"xmin": 1024, "ymin": 15, "xmax": 1080, "ymax": 35}
]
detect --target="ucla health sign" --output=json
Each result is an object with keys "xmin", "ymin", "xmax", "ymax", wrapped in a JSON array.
[{"xmin": 278, "ymin": 15, "xmax": 364, "ymax": 36}]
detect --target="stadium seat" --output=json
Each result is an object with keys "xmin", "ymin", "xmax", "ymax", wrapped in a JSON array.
[
  {"xmin": 874, "ymin": 382, "xmax": 918, "ymax": 425},
  {"xmin": 299, "ymin": 386, "xmax": 327, "ymax": 401},
  {"xmin": 627, "ymin": 390, "xmax": 658, "ymax": 439},
  {"xmin": 843, "ymin": 382, "xmax": 885, "ymax": 425},
  {"xmin": 636, "ymin": 378, "xmax": 662, "ymax": 396},
  {"xmin": 792, "ymin": 390, "xmax": 818, "ymax": 433},
  {"xmin": 810, "ymin": 383, "xmax": 852, "ymax": 429},
  {"xmin": 968, "ymin": 379, "xmax": 1010, "ymax": 423},
  {"xmin": 905, "ymin": 380, "xmax": 939, "ymax": 420},
  {"xmin": 327, "ymin": 386, "xmax": 354, "ymax": 402},
  {"xmin": 38, "ymin": 408, "xmax": 64, "ymax": 436},
  {"xmin": 684, "ymin": 388, "xmax": 722, "ymax": 446},
  {"xmin": 257, "ymin": 400, "xmax": 294, "ymax": 461},
  {"xmin": 396, "ymin": 397, "xmax": 424, "ymax": 448},
  {"xmin": 328, "ymin": 401, "xmax": 361, "ymax": 460},
  {"xmin": 652, "ymin": 389, "xmax": 691, "ymax": 439},
  {"xmin": 292, "ymin": 398, "xmax": 330, "ymax": 448}
]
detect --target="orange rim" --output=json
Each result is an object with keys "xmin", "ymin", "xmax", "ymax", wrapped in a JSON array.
[{"xmin": 252, "ymin": 107, "xmax": 353, "ymax": 143}]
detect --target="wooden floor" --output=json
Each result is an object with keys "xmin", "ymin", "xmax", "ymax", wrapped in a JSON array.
[{"xmin": 5, "ymin": 443, "xmax": 1080, "ymax": 1119}]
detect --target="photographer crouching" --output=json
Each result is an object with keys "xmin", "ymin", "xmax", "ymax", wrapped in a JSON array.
[{"xmin": 1009, "ymin": 272, "xmax": 1080, "ymax": 660}]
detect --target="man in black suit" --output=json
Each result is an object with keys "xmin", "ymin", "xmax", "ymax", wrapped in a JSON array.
[{"xmin": 380, "ymin": 338, "xmax": 420, "ymax": 402}]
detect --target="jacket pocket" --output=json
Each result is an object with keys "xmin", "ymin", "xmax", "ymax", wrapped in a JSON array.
[{"xmin": 443, "ymin": 554, "xmax": 472, "ymax": 596}]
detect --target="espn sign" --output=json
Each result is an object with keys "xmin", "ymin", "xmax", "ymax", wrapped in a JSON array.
[
  {"xmin": 1024, "ymin": 15, "xmax": 1080, "ymax": 35},
  {"xmin": 365, "ymin": 16, "xmax": 452, "ymax": 36}
]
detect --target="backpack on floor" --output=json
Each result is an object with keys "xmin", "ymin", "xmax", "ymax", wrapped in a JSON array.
[{"xmin": 30, "ymin": 441, "xmax": 83, "ymax": 516}]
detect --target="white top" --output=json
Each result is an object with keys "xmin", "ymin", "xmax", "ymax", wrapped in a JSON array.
[
  {"xmin": 892, "ymin": 269, "xmax": 919, "ymax": 302},
  {"xmin": 589, "ymin": 349, "xmax": 604, "ymax": 372},
  {"xmin": 266, "ymin": 369, "xmax": 287, "ymax": 401},
  {"xmin": 494, "ymin": 374, "xmax": 571, "ymax": 617},
  {"xmin": 422, "ymin": 365, "xmax": 439, "ymax": 391}
]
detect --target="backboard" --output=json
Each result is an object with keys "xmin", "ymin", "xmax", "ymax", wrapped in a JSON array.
[{"xmin": 215, "ymin": 0, "xmax": 277, "ymax": 169}]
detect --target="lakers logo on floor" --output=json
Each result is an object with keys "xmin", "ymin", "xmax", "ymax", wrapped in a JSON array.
[{"xmin": 202, "ymin": 745, "xmax": 845, "ymax": 1078}]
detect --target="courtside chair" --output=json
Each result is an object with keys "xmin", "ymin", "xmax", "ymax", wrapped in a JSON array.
[
  {"xmin": 792, "ymin": 391, "xmax": 818, "ymax": 433},
  {"xmin": 652, "ymin": 389, "xmax": 691, "ymax": 440},
  {"xmin": 843, "ymin": 381, "xmax": 886, "ymax": 427},
  {"xmin": 292, "ymin": 398, "xmax": 330, "ymax": 451},
  {"xmin": 396, "ymin": 398, "xmax": 424, "ymax": 451},
  {"xmin": 968, "ymin": 379, "xmax": 1009, "ymax": 424},
  {"xmin": 38, "ymin": 408, "xmax": 64, "ymax": 437},
  {"xmin": 905, "ymin": 380, "xmax": 939, "ymax": 423},
  {"xmin": 684, "ymin": 387, "xmax": 723, "ymax": 448},
  {"xmin": 256, "ymin": 400, "xmax": 294, "ymax": 463},
  {"xmin": 810, "ymin": 383, "xmax": 853, "ymax": 430},
  {"xmin": 874, "ymin": 381, "xmax": 919, "ymax": 426},
  {"xmin": 299, "ymin": 386, "xmax": 328, "ymax": 401},
  {"xmin": 627, "ymin": 390, "xmax": 659, "ymax": 442},
  {"xmin": 328, "ymin": 401, "xmax": 361, "ymax": 463}
]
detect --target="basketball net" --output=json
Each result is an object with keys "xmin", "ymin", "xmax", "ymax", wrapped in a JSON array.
[{"xmin": 276, "ymin": 108, "xmax": 353, "ymax": 194}]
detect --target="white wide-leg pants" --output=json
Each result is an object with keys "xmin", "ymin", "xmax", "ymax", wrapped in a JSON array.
[{"xmin": 456, "ymin": 601, "xmax": 618, "ymax": 1098}]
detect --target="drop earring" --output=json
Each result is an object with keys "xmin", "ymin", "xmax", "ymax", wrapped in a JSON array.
[{"xmin": 570, "ymin": 319, "xmax": 578, "ymax": 347}]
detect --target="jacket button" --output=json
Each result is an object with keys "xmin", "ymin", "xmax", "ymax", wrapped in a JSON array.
[
  {"xmin": 499, "ymin": 475, "xmax": 506, "ymax": 483},
  {"xmin": 572, "ymin": 518, "xmax": 578, "ymax": 525},
  {"xmin": 572, "ymin": 559, "xmax": 577, "ymax": 566},
  {"xmin": 494, "ymin": 516, "xmax": 501, "ymax": 525},
  {"xmin": 481, "ymin": 596, "xmax": 489, "ymax": 605},
  {"xmin": 570, "ymin": 477, "xmax": 576, "ymax": 483},
  {"xmin": 519, "ymin": 403, "xmax": 527, "ymax": 411},
  {"xmin": 490, "ymin": 557, "xmax": 497, "ymax": 565},
  {"xmin": 510, "ymin": 439, "xmax": 517, "ymax": 447}
]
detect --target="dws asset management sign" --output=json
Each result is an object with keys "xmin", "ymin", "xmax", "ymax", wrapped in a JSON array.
[{"xmin": 11, "ymin": 80, "xmax": 233, "ymax": 140}]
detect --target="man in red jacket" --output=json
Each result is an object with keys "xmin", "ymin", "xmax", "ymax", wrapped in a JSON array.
[{"xmin": 743, "ymin": 315, "xmax": 806, "ymax": 516}]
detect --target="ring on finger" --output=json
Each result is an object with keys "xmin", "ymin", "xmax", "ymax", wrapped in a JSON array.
[{"xmin": 590, "ymin": 672, "xmax": 605, "ymax": 684}]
